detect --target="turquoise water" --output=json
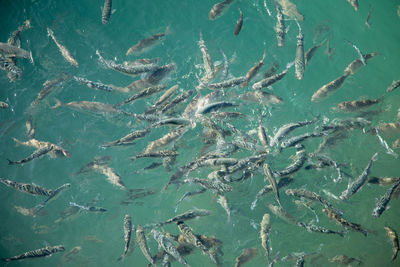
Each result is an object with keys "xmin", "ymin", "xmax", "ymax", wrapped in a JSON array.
[{"xmin": 1, "ymin": 0, "xmax": 400, "ymax": 266}]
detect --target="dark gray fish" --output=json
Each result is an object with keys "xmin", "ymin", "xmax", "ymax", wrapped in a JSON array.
[
  {"xmin": 117, "ymin": 85, "xmax": 167, "ymax": 106},
  {"xmin": 296, "ymin": 221, "xmax": 344, "ymax": 237},
  {"xmin": 136, "ymin": 225, "xmax": 155, "ymax": 265},
  {"xmin": 264, "ymin": 163, "xmax": 281, "ymax": 207},
  {"xmin": 280, "ymin": 131, "xmax": 325, "ymax": 149},
  {"xmin": 126, "ymin": 26, "xmax": 168, "ymax": 55},
  {"xmin": 7, "ymin": 19, "xmax": 31, "ymax": 47},
  {"xmin": 118, "ymin": 214, "xmax": 133, "ymax": 261},
  {"xmin": 209, "ymin": 0, "xmax": 235, "ymax": 20},
  {"xmin": 387, "ymin": 80, "xmax": 400, "ymax": 92},
  {"xmin": 333, "ymin": 95, "xmax": 384, "ymax": 112},
  {"xmin": 47, "ymin": 28, "xmax": 78, "ymax": 67},
  {"xmin": 235, "ymin": 248, "xmax": 258, "ymax": 267},
  {"xmin": 344, "ymin": 52, "xmax": 378, "ymax": 75},
  {"xmin": 0, "ymin": 42, "xmax": 31, "ymax": 60},
  {"xmin": 275, "ymin": 5, "xmax": 285, "ymax": 47},
  {"xmin": 73, "ymin": 76, "xmax": 115, "ymax": 92},
  {"xmin": 1, "ymin": 245, "xmax": 65, "ymax": 262},
  {"xmin": 151, "ymin": 117, "xmax": 191, "ymax": 128},
  {"xmin": 33, "ymin": 73, "xmax": 71, "ymax": 104},
  {"xmin": 384, "ymin": 226, "xmax": 399, "ymax": 261},
  {"xmin": 102, "ymin": 127, "xmax": 151, "ymax": 147},
  {"xmin": 205, "ymin": 76, "xmax": 247, "ymax": 90},
  {"xmin": 174, "ymin": 188, "xmax": 207, "ymax": 212},
  {"xmin": 270, "ymin": 116, "xmax": 319, "ymax": 147},
  {"xmin": 340, "ymin": 152, "xmax": 378, "ymax": 200},
  {"xmin": 151, "ymin": 229, "xmax": 191, "ymax": 267},
  {"xmin": 183, "ymin": 177, "xmax": 233, "ymax": 193},
  {"xmin": 264, "ymin": 60, "xmax": 279, "ymax": 78},
  {"xmin": 294, "ymin": 20, "xmax": 305, "ymax": 80},
  {"xmin": 273, "ymin": 144, "xmax": 307, "ymax": 178},
  {"xmin": 7, "ymin": 145, "xmax": 54, "ymax": 165},
  {"xmin": 148, "ymin": 85, "xmax": 179, "ymax": 112},
  {"xmin": 102, "ymin": 0, "xmax": 112, "ymax": 24},
  {"xmin": 0, "ymin": 54, "xmax": 22, "ymax": 82},
  {"xmin": 144, "ymin": 63, "xmax": 177, "ymax": 85},
  {"xmin": 252, "ymin": 62, "xmax": 292, "ymax": 90},
  {"xmin": 311, "ymin": 73, "xmax": 349, "ymax": 101},
  {"xmin": 365, "ymin": 5, "xmax": 372, "ymax": 28},
  {"xmin": 242, "ymin": 51, "xmax": 266, "ymax": 87},
  {"xmin": 372, "ymin": 180, "xmax": 400, "ymax": 217},
  {"xmin": 0, "ymin": 178, "xmax": 53, "ymax": 197},
  {"xmin": 160, "ymin": 90, "xmax": 194, "ymax": 114},
  {"xmin": 305, "ymin": 39, "xmax": 326, "ymax": 66},
  {"xmin": 251, "ymin": 177, "xmax": 294, "ymax": 210},
  {"xmin": 146, "ymin": 209, "xmax": 211, "ymax": 229},
  {"xmin": 322, "ymin": 208, "xmax": 367, "ymax": 236},
  {"xmin": 234, "ymin": 8, "xmax": 243, "ymax": 36},
  {"xmin": 267, "ymin": 203, "xmax": 297, "ymax": 224},
  {"xmin": 131, "ymin": 150, "xmax": 178, "ymax": 162}
]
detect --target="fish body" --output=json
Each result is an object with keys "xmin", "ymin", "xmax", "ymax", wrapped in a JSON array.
[
  {"xmin": 94, "ymin": 164, "xmax": 126, "ymax": 190},
  {"xmin": 8, "ymin": 145, "xmax": 54, "ymax": 165},
  {"xmin": 102, "ymin": 127, "xmax": 151, "ymax": 147},
  {"xmin": 235, "ymin": 248, "xmax": 258, "ymax": 267},
  {"xmin": 199, "ymin": 31, "xmax": 215, "ymax": 82},
  {"xmin": 344, "ymin": 53, "xmax": 378, "ymax": 75},
  {"xmin": 260, "ymin": 214, "xmax": 271, "ymax": 259},
  {"xmin": 73, "ymin": 76, "xmax": 115, "ymax": 92},
  {"xmin": 294, "ymin": 20, "xmax": 305, "ymax": 80},
  {"xmin": 126, "ymin": 27, "xmax": 168, "ymax": 55},
  {"xmin": 322, "ymin": 208, "xmax": 367, "ymax": 236},
  {"xmin": 305, "ymin": 39, "xmax": 326, "ymax": 66},
  {"xmin": 258, "ymin": 118, "xmax": 269, "ymax": 152},
  {"xmin": 184, "ymin": 177, "xmax": 233, "ymax": 193},
  {"xmin": 296, "ymin": 221, "xmax": 344, "ymax": 237},
  {"xmin": 150, "ymin": 85, "xmax": 179, "ymax": 110},
  {"xmin": 0, "ymin": 42, "xmax": 31, "ymax": 59},
  {"xmin": 264, "ymin": 60, "xmax": 279, "ymax": 78},
  {"xmin": 234, "ymin": 9, "xmax": 243, "ymax": 35},
  {"xmin": 275, "ymin": 5, "xmax": 285, "ymax": 47},
  {"xmin": 217, "ymin": 195, "xmax": 231, "ymax": 222},
  {"xmin": 118, "ymin": 214, "xmax": 133, "ymax": 261},
  {"xmin": 51, "ymin": 98, "xmax": 129, "ymax": 115},
  {"xmin": 264, "ymin": 164, "xmax": 281, "ymax": 207},
  {"xmin": 34, "ymin": 74, "xmax": 70, "ymax": 103},
  {"xmin": 118, "ymin": 85, "xmax": 167, "ymax": 106},
  {"xmin": 273, "ymin": 144, "xmax": 306, "ymax": 178},
  {"xmin": 267, "ymin": 203, "xmax": 297, "ymax": 224},
  {"xmin": 347, "ymin": 0, "xmax": 359, "ymax": 11},
  {"xmin": 47, "ymin": 28, "xmax": 78, "ymax": 67},
  {"xmin": 160, "ymin": 90, "xmax": 193, "ymax": 114},
  {"xmin": 102, "ymin": 0, "xmax": 112, "ymax": 24},
  {"xmin": 206, "ymin": 76, "xmax": 247, "ymax": 90},
  {"xmin": 2, "ymin": 245, "xmax": 65, "ymax": 262},
  {"xmin": 145, "ymin": 127, "xmax": 187, "ymax": 153},
  {"xmin": 251, "ymin": 177, "xmax": 294, "ymax": 210},
  {"xmin": 280, "ymin": 131, "xmax": 325, "ymax": 148},
  {"xmin": 252, "ymin": 67, "xmax": 290, "ymax": 90},
  {"xmin": 239, "ymin": 90, "xmax": 283, "ymax": 105},
  {"xmin": 0, "ymin": 55, "xmax": 22, "ymax": 82},
  {"xmin": 136, "ymin": 225, "xmax": 155, "ymax": 265},
  {"xmin": 0, "ymin": 101, "xmax": 9, "ymax": 108},
  {"xmin": 151, "ymin": 117, "xmax": 191, "ymax": 128},
  {"xmin": 132, "ymin": 150, "xmax": 178, "ymax": 161},
  {"xmin": 151, "ymin": 229, "xmax": 190, "ymax": 267},
  {"xmin": 270, "ymin": 117, "xmax": 319, "ymax": 147},
  {"xmin": 340, "ymin": 152, "xmax": 378, "ymax": 200},
  {"xmin": 276, "ymin": 0, "xmax": 304, "ymax": 21},
  {"xmin": 372, "ymin": 180, "xmax": 400, "ymax": 217},
  {"xmin": 7, "ymin": 19, "xmax": 31, "ymax": 47},
  {"xmin": 209, "ymin": 0, "xmax": 235, "ymax": 20},
  {"xmin": 387, "ymin": 80, "xmax": 400, "ymax": 92},
  {"xmin": 242, "ymin": 52, "xmax": 266, "ymax": 87},
  {"xmin": 311, "ymin": 73, "xmax": 349, "ymax": 101},
  {"xmin": 334, "ymin": 96, "xmax": 383, "ymax": 112},
  {"xmin": 163, "ymin": 209, "xmax": 211, "ymax": 226},
  {"xmin": 12, "ymin": 138, "xmax": 70, "ymax": 158},
  {"xmin": 384, "ymin": 226, "xmax": 399, "ymax": 261},
  {"xmin": 0, "ymin": 178, "xmax": 53, "ymax": 197}
]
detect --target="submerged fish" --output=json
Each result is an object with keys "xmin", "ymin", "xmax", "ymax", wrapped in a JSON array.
[
  {"xmin": 384, "ymin": 226, "xmax": 399, "ymax": 261},
  {"xmin": 102, "ymin": 127, "xmax": 151, "ymax": 147},
  {"xmin": 294, "ymin": 20, "xmax": 305, "ymax": 80},
  {"xmin": 209, "ymin": 0, "xmax": 235, "ymax": 20},
  {"xmin": 102, "ymin": 0, "xmax": 112, "ymax": 24},
  {"xmin": 118, "ymin": 214, "xmax": 133, "ymax": 261},
  {"xmin": 1, "ymin": 245, "xmax": 65, "ymax": 262},
  {"xmin": 242, "ymin": 51, "xmax": 266, "ymax": 87},
  {"xmin": 217, "ymin": 194, "xmax": 231, "ymax": 223},
  {"xmin": 260, "ymin": 214, "xmax": 271, "ymax": 260},
  {"xmin": 311, "ymin": 73, "xmax": 349, "ymax": 101},
  {"xmin": 252, "ymin": 63, "xmax": 292, "ymax": 90},
  {"xmin": 347, "ymin": 0, "xmax": 359, "ymax": 11},
  {"xmin": 372, "ymin": 180, "xmax": 400, "ymax": 217},
  {"xmin": 322, "ymin": 208, "xmax": 367, "ymax": 236},
  {"xmin": 264, "ymin": 163, "xmax": 281, "ymax": 207},
  {"xmin": 344, "ymin": 52, "xmax": 378, "ymax": 75},
  {"xmin": 296, "ymin": 221, "xmax": 344, "ymax": 237},
  {"xmin": 0, "ymin": 178, "xmax": 54, "ymax": 197},
  {"xmin": 0, "ymin": 42, "xmax": 31, "ymax": 60},
  {"xmin": 47, "ymin": 28, "xmax": 78, "ymax": 67},
  {"xmin": 333, "ymin": 95, "xmax": 383, "ymax": 112},
  {"xmin": 275, "ymin": 5, "xmax": 285, "ymax": 47},
  {"xmin": 73, "ymin": 76, "xmax": 117, "ymax": 92},
  {"xmin": 305, "ymin": 39, "xmax": 326, "ymax": 66},
  {"xmin": 136, "ymin": 225, "xmax": 155, "ymax": 265},
  {"xmin": 51, "ymin": 98, "xmax": 132, "ymax": 116},
  {"xmin": 126, "ymin": 26, "xmax": 169, "ymax": 55},
  {"xmin": 235, "ymin": 247, "xmax": 258, "ymax": 267},
  {"xmin": 198, "ymin": 31, "xmax": 215, "ymax": 82},
  {"xmin": 276, "ymin": 0, "xmax": 304, "ymax": 21},
  {"xmin": 234, "ymin": 9, "xmax": 244, "ymax": 36},
  {"xmin": 386, "ymin": 80, "xmax": 400, "ymax": 92},
  {"xmin": 7, "ymin": 145, "xmax": 54, "ymax": 165}
]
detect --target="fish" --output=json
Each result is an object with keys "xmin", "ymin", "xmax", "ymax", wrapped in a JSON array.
[
  {"xmin": 260, "ymin": 214, "xmax": 271, "ymax": 260},
  {"xmin": 264, "ymin": 60, "xmax": 279, "ymax": 78},
  {"xmin": 270, "ymin": 116, "xmax": 319, "ymax": 147},
  {"xmin": 267, "ymin": 203, "xmax": 297, "ymax": 224},
  {"xmin": 218, "ymin": 48, "xmax": 230, "ymax": 81},
  {"xmin": 151, "ymin": 229, "xmax": 191, "ymax": 267},
  {"xmin": 73, "ymin": 76, "xmax": 117, "ymax": 92},
  {"xmin": 344, "ymin": 52, "xmax": 378, "ymax": 75},
  {"xmin": 126, "ymin": 63, "xmax": 176, "ymax": 91},
  {"xmin": 333, "ymin": 95, "xmax": 384, "ymax": 112},
  {"xmin": 177, "ymin": 221, "xmax": 217, "ymax": 263},
  {"xmin": 7, "ymin": 19, "xmax": 31, "ymax": 48},
  {"xmin": 242, "ymin": 51, "xmax": 266, "ymax": 87},
  {"xmin": 0, "ymin": 54, "xmax": 22, "ymax": 82},
  {"xmin": 394, "ymin": 138, "xmax": 400, "ymax": 148},
  {"xmin": 368, "ymin": 177, "xmax": 400, "ymax": 186},
  {"xmin": 136, "ymin": 225, "xmax": 155, "ymax": 265},
  {"xmin": 296, "ymin": 221, "xmax": 345, "ymax": 237},
  {"xmin": 276, "ymin": 0, "xmax": 304, "ymax": 21},
  {"xmin": 217, "ymin": 194, "xmax": 231, "ymax": 222},
  {"xmin": 328, "ymin": 254, "xmax": 362, "ymax": 265},
  {"xmin": 234, "ymin": 9, "xmax": 243, "ymax": 36},
  {"xmin": 258, "ymin": 117, "xmax": 269, "ymax": 152},
  {"xmin": 251, "ymin": 177, "xmax": 294, "ymax": 210},
  {"xmin": 131, "ymin": 150, "xmax": 179, "ymax": 162},
  {"xmin": 375, "ymin": 122, "xmax": 400, "ymax": 135},
  {"xmin": 174, "ymin": 188, "xmax": 207, "ymax": 212},
  {"xmin": 101, "ymin": 0, "xmax": 112, "ymax": 24},
  {"xmin": 7, "ymin": 145, "xmax": 54, "ymax": 165},
  {"xmin": 345, "ymin": 40, "xmax": 366, "ymax": 66},
  {"xmin": 374, "ymin": 128, "xmax": 398, "ymax": 158},
  {"xmin": 0, "ymin": 178, "xmax": 54, "ymax": 197},
  {"xmin": 311, "ymin": 73, "xmax": 349, "ymax": 101},
  {"xmin": 340, "ymin": 152, "xmax": 378, "ymax": 200},
  {"xmin": 235, "ymin": 247, "xmax": 258, "ymax": 267},
  {"xmin": 36, "ymin": 183, "xmax": 71, "ymax": 212},
  {"xmin": 384, "ymin": 226, "xmax": 399, "ymax": 261},
  {"xmin": 0, "ymin": 42, "xmax": 31, "ymax": 60},
  {"xmin": 183, "ymin": 177, "xmax": 233, "ymax": 193},
  {"xmin": 118, "ymin": 214, "xmax": 133, "ymax": 261},
  {"xmin": 252, "ymin": 62, "xmax": 292, "ymax": 90},
  {"xmin": 126, "ymin": 26, "xmax": 169, "ymax": 55},
  {"xmin": 322, "ymin": 208, "xmax": 368, "ymax": 236},
  {"xmin": 148, "ymin": 85, "xmax": 179, "ymax": 112},
  {"xmin": 47, "ymin": 28, "xmax": 78, "ymax": 67},
  {"xmin": 59, "ymin": 246, "xmax": 81, "ymax": 266},
  {"xmin": 347, "ymin": 0, "xmax": 359, "ymax": 11},
  {"xmin": 160, "ymin": 90, "xmax": 193, "ymax": 114},
  {"xmin": 325, "ymin": 37, "xmax": 335, "ymax": 59},
  {"xmin": 145, "ymin": 209, "xmax": 211, "ymax": 229},
  {"xmin": 117, "ymin": 85, "xmax": 167, "ymax": 106},
  {"xmin": 51, "ymin": 98, "xmax": 132, "ymax": 116},
  {"xmin": 275, "ymin": 4, "xmax": 285, "ymax": 47},
  {"xmin": 102, "ymin": 127, "xmax": 151, "ymax": 147},
  {"xmin": 151, "ymin": 117, "xmax": 191, "ymax": 128},
  {"xmin": 69, "ymin": 202, "xmax": 106, "ymax": 212},
  {"xmin": 285, "ymin": 188, "xmax": 342, "ymax": 215},
  {"xmin": 1, "ymin": 245, "xmax": 65, "ymax": 262},
  {"xmin": 96, "ymin": 50, "xmax": 159, "ymax": 76},
  {"xmin": 196, "ymin": 101, "xmax": 237, "ymax": 115},
  {"xmin": 0, "ymin": 101, "xmax": 9, "ymax": 108},
  {"xmin": 294, "ymin": 20, "xmax": 305, "ymax": 80},
  {"xmin": 273, "ymin": 144, "xmax": 307, "ymax": 178},
  {"xmin": 305, "ymin": 39, "xmax": 326, "ymax": 66},
  {"xmin": 12, "ymin": 138, "xmax": 70, "ymax": 158},
  {"xmin": 208, "ymin": 0, "xmax": 235, "ymax": 20},
  {"xmin": 372, "ymin": 180, "xmax": 400, "ymax": 217},
  {"xmin": 198, "ymin": 31, "xmax": 215, "ymax": 82},
  {"xmin": 264, "ymin": 163, "xmax": 281, "ymax": 207},
  {"xmin": 386, "ymin": 80, "xmax": 400, "ymax": 92},
  {"xmin": 365, "ymin": 5, "xmax": 372, "ymax": 28},
  {"xmin": 280, "ymin": 131, "xmax": 326, "ymax": 149},
  {"xmin": 145, "ymin": 127, "xmax": 187, "ymax": 153},
  {"xmin": 32, "ymin": 73, "xmax": 71, "ymax": 104}
]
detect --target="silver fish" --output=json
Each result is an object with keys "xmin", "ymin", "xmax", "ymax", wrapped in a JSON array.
[
  {"xmin": 260, "ymin": 214, "xmax": 271, "ymax": 260},
  {"xmin": 183, "ymin": 177, "xmax": 233, "ymax": 193},
  {"xmin": 340, "ymin": 152, "xmax": 378, "ymax": 200},
  {"xmin": 102, "ymin": 0, "xmax": 112, "ymax": 24},
  {"xmin": 7, "ymin": 145, "xmax": 54, "ymax": 165},
  {"xmin": 1, "ymin": 245, "xmax": 65, "ymax": 262},
  {"xmin": 264, "ymin": 163, "xmax": 282, "ymax": 207},
  {"xmin": 136, "ymin": 225, "xmax": 155, "ymax": 265},
  {"xmin": 199, "ymin": 31, "xmax": 215, "ymax": 82},
  {"xmin": 252, "ymin": 63, "xmax": 292, "ymax": 90},
  {"xmin": 126, "ymin": 26, "xmax": 169, "ymax": 55},
  {"xmin": 273, "ymin": 144, "xmax": 307, "ymax": 178},
  {"xmin": 47, "ymin": 28, "xmax": 78, "ymax": 67},
  {"xmin": 275, "ymin": 5, "xmax": 285, "ymax": 47},
  {"xmin": 387, "ymin": 80, "xmax": 400, "ymax": 92},
  {"xmin": 322, "ymin": 208, "xmax": 368, "ymax": 236},
  {"xmin": 296, "ymin": 221, "xmax": 344, "ymax": 237},
  {"xmin": 294, "ymin": 20, "xmax": 305, "ymax": 80},
  {"xmin": 33, "ymin": 74, "xmax": 71, "ymax": 104},
  {"xmin": 267, "ymin": 203, "xmax": 297, "ymax": 224},
  {"xmin": 372, "ymin": 180, "xmax": 400, "ymax": 217},
  {"xmin": 280, "ymin": 131, "xmax": 325, "ymax": 149},
  {"xmin": 160, "ymin": 90, "xmax": 194, "ymax": 114},
  {"xmin": 131, "ymin": 150, "xmax": 178, "ymax": 162},
  {"xmin": 251, "ymin": 177, "xmax": 294, "ymax": 210},
  {"xmin": 344, "ymin": 52, "xmax": 378, "ymax": 75},
  {"xmin": 118, "ymin": 214, "xmax": 133, "ymax": 261},
  {"xmin": 305, "ymin": 39, "xmax": 326, "ymax": 66},
  {"xmin": 0, "ymin": 178, "xmax": 53, "ymax": 197},
  {"xmin": 51, "ymin": 98, "xmax": 132, "ymax": 116},
  {"xmin": 145, "ymin": 127, "xmax": 187, "ymax": 153},
  {"xmin": 333, "ymin": 95, "xmax": 384, "ymax": 112},
  {"xmin": 209, "ymin": 0, "xmax": 235, "ymax": 20},
  {"xmin": 311, "ymin": 73, "xmax": 349, "ymax": 101},
  {"xmin": 148, "ymin": 85, "xmax": 179, "ymax": 112},
  {"xmin": 0, "ymin": 54, "xmax": 22, "ymax": 82},
  {"xmin": 102, "ymin": 127, "xmax": 151, "ymax": 147},
  {"xmin": 347, "ymin": 0, "xmax": 359, "ymax": 11},
  {"xmin": 258, "ymin": 117, "xmax": 269, "ymax": 152},
  {"xmin": 0, "ymin": 42, "xmax": 31, "ymax": 60},
  {"xmin": 117, "ymin": 85, "xmax": 167, "ymax": 106},
  {"xmin": 73, "ymin": 76, "xmax": 116, "ymax": 92},
  {"xmin": 217, "ymin": 194, "xmax": 231, "ymax": 222}
]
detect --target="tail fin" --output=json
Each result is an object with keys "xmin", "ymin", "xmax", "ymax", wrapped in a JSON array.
[
  {"xmin": 12, "ymin": 137, "xmax": 24, "ymax": 146},
  {"xmin": 46, "ymin": 27, "xmax": 53, "ymax": 37},
  {"xmin": 51, "ymin": 98, "xmax": 63, "ymax": 109}
]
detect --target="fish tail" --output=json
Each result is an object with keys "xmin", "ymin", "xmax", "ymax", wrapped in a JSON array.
[
  {"xmin": 51, "ymin": 98, "xmax": 63, "ymax": 109},
  {"xmin": 47, "ymin": 27, "xmax": 53, "ymax": 37},
  {"xmin": 116, "ymin": 254, "xmax": 125, "ymax": 262},
  {"xmin": 29, "ymin": 50, "xmax": 34, "ymax": 64},
  {"xmin": 12, "ymin": 137, "xmax": 23, "ymax": 146},
  {"xmin": 7, "ymin": 159, "xmax": 16, "ymax": 165}
]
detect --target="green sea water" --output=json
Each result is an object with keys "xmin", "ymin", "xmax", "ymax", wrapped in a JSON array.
[{"xmin": 1, "ymin": 0, "xmax": 400, "ymax": 266}]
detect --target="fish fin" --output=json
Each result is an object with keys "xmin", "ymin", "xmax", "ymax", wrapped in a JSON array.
[
  {"xmin": 111, "ymin": 9, "xmax": 117, "ymax": 15},
  {"xmin": 12, "ymin": 137, "xmax": 24, "ymax": 146},
  {"xmin": 116, "ymin": 255, "xmax": 124, "ymax": 262},
  {"xmin": 6, "ymin": 159, "xmax": 15, "ymax": 165},
  {"xmin": 51, "ymin": 98, "xmax": 63, "ymax": 109}
]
